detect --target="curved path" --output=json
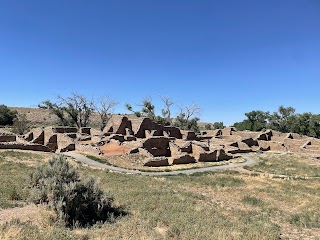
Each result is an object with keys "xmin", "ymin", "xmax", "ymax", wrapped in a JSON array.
[{"xmin": 63, "ymin": 152, "xmax": 257, "ymax": 176}]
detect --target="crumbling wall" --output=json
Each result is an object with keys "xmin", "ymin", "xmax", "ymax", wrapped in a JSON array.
[
  {"xmin": 32, "ymin": 131, "xmax": 44, "ymax": 145},
  {"xmin": 144, "ymin": 157, "xmax": 169, "ymax": 167},
  {"xmin": 131, "ymin": 118, "xmax": 164, "ymax": 138},
  {"xmin": 170, "ymin": 154, "xmax": 196, "ymax": 165},
  {"xmin": 181, "ymin": 130, "xmax": 196, "ymax": 140},
  {"xmin": 0, "ymin": 135, "xmax": 16, "ymax": 142},
  {"xmin": 45, "ymin": 134, "xmax": 58, "ymax": 152},
  {"xmin": 143, "ymin": 137, "xmax": 171, "ymax": 157},
  {"xmin": 80, "ymin": 127, "xmax": 91, "ymax": 135},
  {"xmin": 52, "ymin": 127, "xmax": 78, "ymax": 133},
  {"xmin": 163, "ymin": 126, "xmax": 182, "ymax": 139},
  {"xmin": 0, "ymin": 143, "xmax": 51, "ymax": 152}
]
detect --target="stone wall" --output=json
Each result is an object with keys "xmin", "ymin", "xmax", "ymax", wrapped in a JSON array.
[
  {"xmin": 0, "ymin": 143, "xmax": 51, "ymax": 152},
  {"xmin": 0, "ymin": 135, "xmax": 16, "ymax": 142}
]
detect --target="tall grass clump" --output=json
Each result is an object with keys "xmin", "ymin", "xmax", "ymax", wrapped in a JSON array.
[{"xmin": 29, "ymin": 155, "xmax": 123, "ymax": 227}]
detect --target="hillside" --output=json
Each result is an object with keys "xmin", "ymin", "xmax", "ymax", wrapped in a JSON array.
[
  {"xmin": 9, "ymin": 107, "xmax": 212, "ymax": 130},
  {"xmin": 10, "ymin": 107, "xmax": 102, "ymax": 128}
]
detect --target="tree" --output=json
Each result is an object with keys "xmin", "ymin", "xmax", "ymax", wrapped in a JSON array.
[
  {"xmin": 125, "ymin": 97, "xmax": 156, "ymax": 120},
  {"xmin": 204, "ymin": 122, "xmax": 224, "ymax": 130},
  {"xmin": 233, "ymin": 110, "xmax": 268, "ymax": 131},
  {"xmin": 233, "ymin": 119, "xmax": 252, "ymax": 131},
  {"xmin": 126, "ymin": 97, "xmax": 172, "ymax": 125},
  {"xmin": 39, "ymin": 93, "xmax": 94, "ymax": 128},
  {"xmin": 174, "ymin": 103, "xmax": 201, "ymax": 132},
  {"xmin": 268, "ymin": 106, "xmax": 296, "ymax": 133},
  {"xmin": 0, "ymin": 105, "xmax": 17, "ymax": 126},
  {"xmin": 308, "ymin": 114, "xmax": 320, "ymax": 138},
  {"xmin": 93, "ymin": 96, "xmax": 118, "ymax": 130},
  {"xmin": 12, "ymin": 113, "xmax": 31, "ymax": 134},
  {"xmin": 160, "ymin": 96, "xmax": 174, "ymax": 126},
  {"xmin": 38, "ymin": 100, "xmax": 69, "ymax": 126},
  {"xmin": 245, "ymin": 110, "xmax": 269, "ymax": 131},
  {"xmin": 212, "ymin": 122, "xmax": 225, "ymax": 129}
]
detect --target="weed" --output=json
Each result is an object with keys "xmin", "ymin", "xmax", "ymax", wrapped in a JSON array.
[{"xmin": 242, "ymin": 195, "xmax": 264, "ymax": 207}]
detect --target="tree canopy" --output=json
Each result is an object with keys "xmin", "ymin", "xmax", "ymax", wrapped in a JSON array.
[
  {"xmin": 0, "ymin": 105, "xmax": 17, "ymax": 126},
  {"xmin": 233, "ymin": 106, "xmax": 320, "ymax": 138}
]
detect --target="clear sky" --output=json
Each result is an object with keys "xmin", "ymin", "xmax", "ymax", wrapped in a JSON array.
[{"xmin": 0, "ymin": 0, "xmax": 319, "ymax": 125}]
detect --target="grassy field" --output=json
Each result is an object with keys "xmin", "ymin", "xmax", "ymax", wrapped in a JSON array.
[{"xmin": 0, "ymin": 150, "xmax": 320, "ymax": 239}]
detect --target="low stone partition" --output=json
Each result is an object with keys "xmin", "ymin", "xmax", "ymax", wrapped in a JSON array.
[
  {"xmin": 0, "ymin": 143, "xmax": 51, "ymax": 152},
  {"xmin": 0, "ymin": 135, "xmax": 16, "ymax": 142},
  {"xmin": 60, "ymin": 144, "xmax": 76, "ymax": 152},
  {"xmin": 52, "ymin": 127, "xmax": 78, "ymax": 133},
  {"xmin": 80, "ymin": 127, "xmax": 91, "ymax": 135}
]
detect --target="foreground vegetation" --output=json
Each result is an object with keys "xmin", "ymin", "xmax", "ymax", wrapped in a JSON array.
[{"xmin": 0, "ymin": 150, "xmax": 320, "ymax": 239}]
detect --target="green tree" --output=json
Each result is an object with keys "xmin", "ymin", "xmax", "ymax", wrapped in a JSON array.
[
  {"xmin": 126, "ymin": 97, "xmax": 174, "ymax": 125},
  {"xmin": 39, "ymin": 93, "xmax": 94, "ymax": 128},
  {"xmin": 233, "ymin": 111, "xmax": 268, "ymax": 131},
  {"xmin": 268, "ymin": 106, "xmax": 296, "ymax": 133},
  {"xmin": 173, "ymin": 103, "xmax": 201, "ymax": 132},
  {"xmin": 212, "ymin": 122, "xmax": 225, "ymax": 129},
  {"xmin": 174, "ymin": 112, "xmax": 200, "ymax": 132},
  {"xmin": 125, "ymin": 97, "xmax": 156, "ymax": 120},
  {"xmin": 0, "ymin": 105, "xmax": 17, "ymax": 126}
]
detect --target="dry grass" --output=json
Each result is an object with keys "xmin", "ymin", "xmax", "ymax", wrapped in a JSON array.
[{"xmin": 0, "ymin": 151, "xmax": 320, "ymax": 239}]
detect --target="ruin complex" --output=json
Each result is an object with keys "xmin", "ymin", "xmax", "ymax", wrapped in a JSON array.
[{"xmin": 1, "ymin": 114, "xmax": 320, "ymax": 167}]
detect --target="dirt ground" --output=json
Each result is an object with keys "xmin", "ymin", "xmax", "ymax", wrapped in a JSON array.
[{"xmin": 99, "ymin": 142, "xmax": 131, "ymax": 155}]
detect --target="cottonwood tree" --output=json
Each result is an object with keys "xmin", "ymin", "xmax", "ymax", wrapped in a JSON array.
[
  {"xmin": 268, "ymin": 106, "xmax": 296, "ymax": 133},
  {"xmin": 125, "ymin": 97, "xmax": 156, "ymax": 120},
  {"xmin": 93, "ymin": 96, "xmax": 119, "ymax": 130},
  {"xmin": 126, "ymin": 96, "xmax": 175, "ymax": 126},
  {"xmin": 232, "ymin": 105, "xmax": 320, "ymax": 139},
  {"xmin": 160, "ymin": 96, "xmax": 174, "ymax": 126},
  {"xmin": 0, "ymin": 105, "xmax": 17, "ymax": 126},
  {"xmin": 39, "ymin": 93, "xmax": 94, "ymax": 128},
  {"xmin": 174, "ymin": 102, "xmax": 202, "ymax": 132}
]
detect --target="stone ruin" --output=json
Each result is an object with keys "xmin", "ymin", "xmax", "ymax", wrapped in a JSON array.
[
  {"xmin": 0, "ymin": 126, "xmax": 102, "ymax": 154},
  {"xmin": 1, "ymin": 114, "xmax": 320, "ymax": 167},
  {"xmin": 99, "ymin": 115, "xmax": 320, "ymax": 167}
]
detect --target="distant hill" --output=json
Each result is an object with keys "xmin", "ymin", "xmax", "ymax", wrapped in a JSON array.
[
  {"xmin": 9, "ymin": 107, "xmax": 213, "ymax": 130},
  {"xmin": 9, "ymin": 107, "xmax": 101, "ymax": 128}
]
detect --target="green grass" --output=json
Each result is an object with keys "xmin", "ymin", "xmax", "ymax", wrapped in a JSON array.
[{"xmin": 85, "ymin": 154, "xmax": 109, "ymax": 164}]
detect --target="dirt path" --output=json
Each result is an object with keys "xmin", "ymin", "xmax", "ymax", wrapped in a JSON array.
[{"xmin": 63, "ymin": 152, "xmax": 257, "ymax": 176}]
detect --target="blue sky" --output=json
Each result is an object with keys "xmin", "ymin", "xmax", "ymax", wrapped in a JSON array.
[{"xmin": 0, "ymin": 0, "xmax": 319, "ymax": 125}]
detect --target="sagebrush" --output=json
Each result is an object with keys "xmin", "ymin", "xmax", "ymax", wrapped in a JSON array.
[{"xmin": 29, "ymin": 155, "xmax": 121, "ymax": 227}]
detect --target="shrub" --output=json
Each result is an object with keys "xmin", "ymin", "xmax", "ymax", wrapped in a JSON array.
[
  {"xmin": 0, "ymin": 105, "xmax": 17, "ymax": 125},
  {"xmin": 30, "ymin": 155, "xmax": 120, "ymax": 227},
  {"xmin": 242, "ymin": 195, "xmax": 264, "ymax": 206},
  {"xmin": 9, "ymin": 186, "xmax": 22, "ymax": 201}
]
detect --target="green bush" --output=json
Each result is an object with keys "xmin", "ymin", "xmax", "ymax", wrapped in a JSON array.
[
  {"xmin": 0, "ymin": 105, "xmax": 17, "ymax": 125},
  {"xmin": 29, "ymin": 155, "xmax": 122, "ymax": 227}
]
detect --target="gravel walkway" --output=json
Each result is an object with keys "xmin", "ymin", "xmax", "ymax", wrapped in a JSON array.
[{"xmin": 63, "ymin": 152, "xmax": 256, "ymax": 176}]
